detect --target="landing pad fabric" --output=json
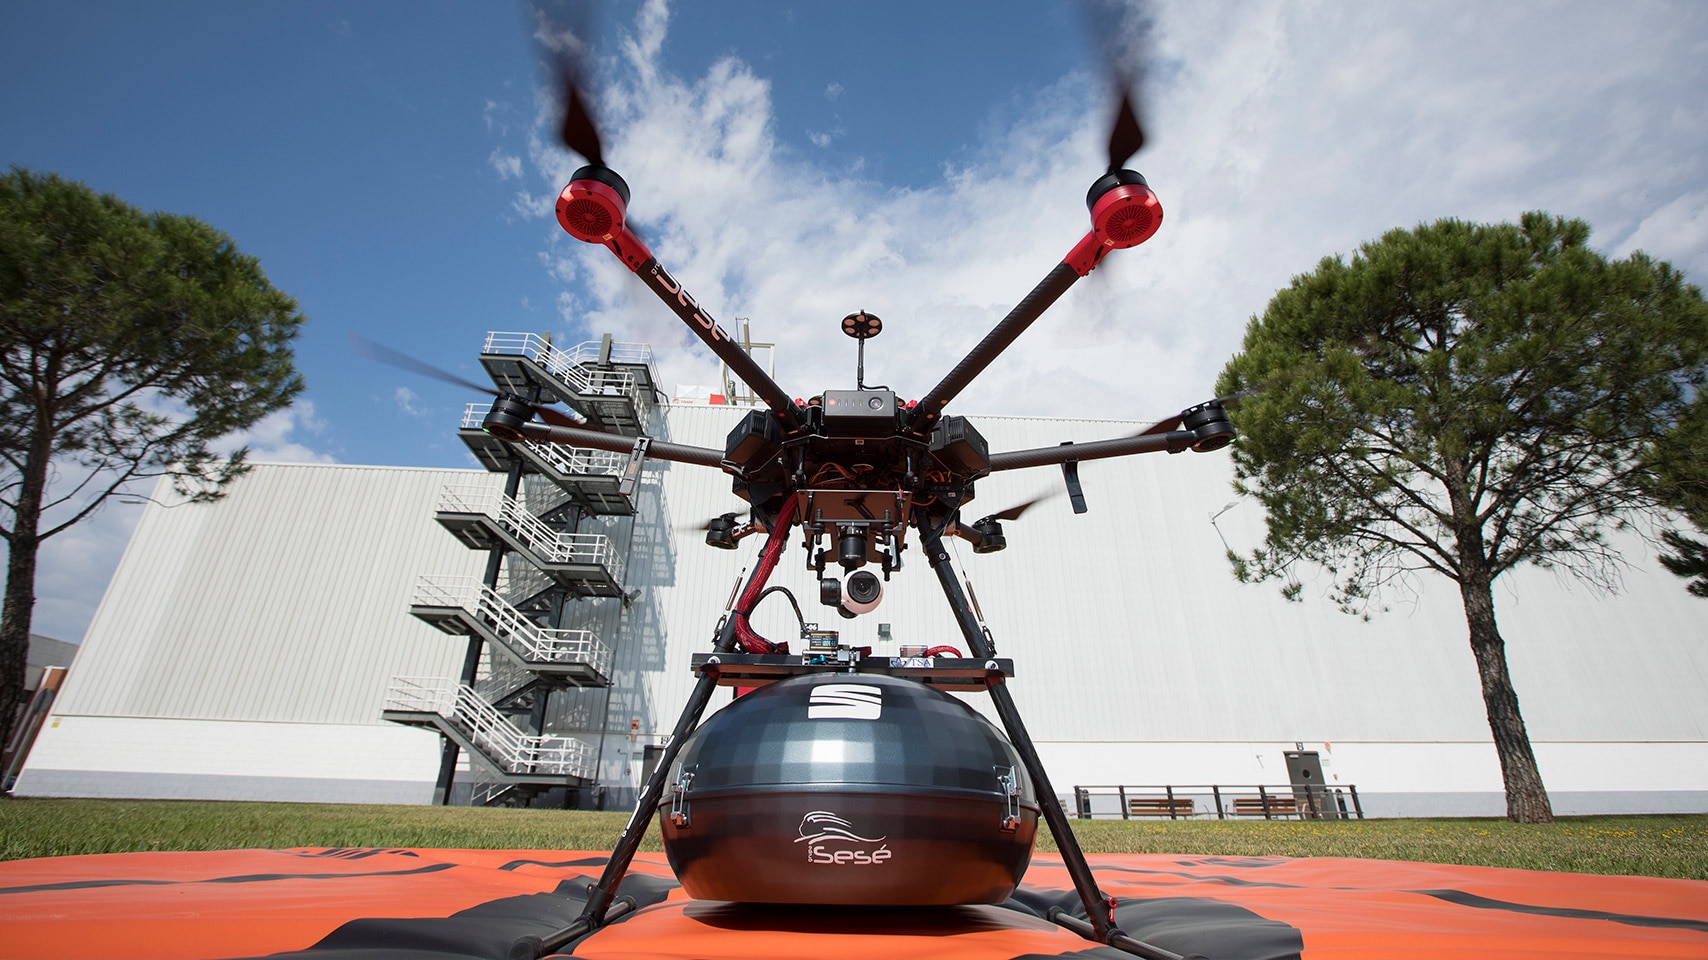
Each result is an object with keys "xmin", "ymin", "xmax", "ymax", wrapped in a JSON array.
[{"xmin": 0, "ymin": 848, "xmax": 1704, "ymax": 959}]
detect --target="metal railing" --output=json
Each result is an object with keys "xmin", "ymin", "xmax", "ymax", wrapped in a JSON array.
[
  {"xmin": 1073, "ymin": 783, "xmax": 1363, "ymax": 820},
  {"xmin": 385, "ymin": 676, "xmax": 596, "ymax": 779},
  {"xmin": 435, "ymin": 484, "xmax": 626, "ymax": 581},
  {"xmin": 475, "ymin": 654, "xmax": 536, "ymax": 706},
  {"xmin": 461, "ymin": 404, "xmax": 628, "ymax": 478},
  {"xmin": 412, "ymin": 576, "xmax": 613, "ymax": 675},
  {"xmin": 480, "ymin": 332, "xmax": 647, "ymax": 399},
  {"xmin": 470, "ymin": 778, "xmax": 518, "ymax": 807}
]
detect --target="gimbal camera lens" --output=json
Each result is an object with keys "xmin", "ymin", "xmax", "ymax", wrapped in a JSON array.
[{"xmin": 843, "ymin": 570, "xmax": 883, "ymax": 614}]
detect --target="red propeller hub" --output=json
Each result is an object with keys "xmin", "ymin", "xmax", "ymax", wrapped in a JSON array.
[
  {"xmin": 556, "ymin": 164, "xmax": 631, "ymax": 244},
  {"xmin": 1087, "ymin": 169, "xmax": 1162, "ymax": 249}
]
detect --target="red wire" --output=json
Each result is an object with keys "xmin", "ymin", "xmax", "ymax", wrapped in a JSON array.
[
  {"xmin": 923, "ymin": 645, "xmax": 963, "ymax": 658},
  {"xmin": 733, "ymin": 494, "xmax": 800, "ymax": 654}
]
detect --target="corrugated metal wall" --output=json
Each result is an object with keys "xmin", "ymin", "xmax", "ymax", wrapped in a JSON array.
[
  {"xmin": 55, "ymin": 464, "xmax": 486, "ymax": 726},
  {"xmin": 627, "ymin": 405, "xmax": 1708, "ymax": 749},
  {"xmin": 40, "ymin": 406, "xmax": 1708, "ymax": 803}
]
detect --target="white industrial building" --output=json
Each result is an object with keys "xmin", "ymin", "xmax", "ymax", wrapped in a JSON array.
[{"xmin": 15, "ymin": 337, "xmax": 1708, "ymax": 818}]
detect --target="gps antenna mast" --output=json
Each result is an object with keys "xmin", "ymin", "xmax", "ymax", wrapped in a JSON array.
[{"xmin": 842, "ymin": 310, "xmax": 882, "ymax": 388}]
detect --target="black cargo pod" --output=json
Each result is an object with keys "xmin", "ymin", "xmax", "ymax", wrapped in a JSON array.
[{"xmin": 659, "ymin": 673, "xmax": 1039, "ymax": 905}]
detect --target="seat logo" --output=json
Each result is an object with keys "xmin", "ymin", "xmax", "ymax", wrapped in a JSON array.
[{"xmin": 808, "ymin": 683, "xmax": 882, "ymax": 719}]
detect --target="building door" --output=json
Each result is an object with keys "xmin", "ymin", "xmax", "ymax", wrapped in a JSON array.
[
  {"xmin": 1283, "ymin": 750, "xmax": 1336, "ymax": 819},
  {"xmin": 638, "ymin": 744, "xmax": 667, "ymax": 799}
]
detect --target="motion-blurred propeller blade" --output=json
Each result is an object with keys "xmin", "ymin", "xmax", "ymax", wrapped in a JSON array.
[
  {"xmin": 1131, "ymin": 372, "xmax": 1291, "ymax": 437},
  {"xmin": 533, "ymin": 1, "xmax": 605, "ymax": 165},
  {"xmin": 1081, "ymin": 0, "xmax": 1154, "ymax": 172},
  {"xmin": 349, "ymin": 334, "xmax": 588, "ymax": 430},
  {"xmin": 1106, "ymin": 88, "xmax": 1146, "ymax": 173},
  {"xmin": 351, "ymin": 334, "xmax": 490, "ymax": 396},
  {"xmin": 978, "ymin": 490, "xmax": 1061, "ymax": 523},
  {"xmin": 675, "ymin": 511, "xmax": 761, "ymax": 532},
  {"xmin": 559, "ymin": 79, "xmax": 604, "ymax": 167},
  {"xmin": 685, "ymin": 513, "xmax": 736, "ymax": 533},
  {"xmin": 1135, "ymin": 413, "xmax": 1183, "ymax": 437},
  {"xmin": 1212, "ymin": 368, "xmax": 1302, "ymax": 408}
]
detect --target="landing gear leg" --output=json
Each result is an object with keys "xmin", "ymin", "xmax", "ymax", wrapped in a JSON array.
[
  {"xmin": 918, "ymin": 520, "xmax": 1184, "ymax": 960},
  {"xmin": 514, "ymin": 643, "xmax": 728, "ymax": 957}
]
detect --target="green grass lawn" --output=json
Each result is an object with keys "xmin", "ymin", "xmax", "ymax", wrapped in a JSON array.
[{"xmin": 3, "ymin": 798, "xmax": 1704, "ymax": 880}]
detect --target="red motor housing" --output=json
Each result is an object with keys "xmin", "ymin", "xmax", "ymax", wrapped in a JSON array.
[
  {"xmin": 1089, "ymin": 171, "xmax": 1162, "ymax": 249},
  {"xmin": 554, "ymin": 164, "xmax": 653, "ymax": 271},
  {"xmin": 555, "ymin": 164, "xmax": 631, "ymax": 244},
  {"xmin": 1065, "ymin": 169, "xmax": 1163, "ymax": 276}
]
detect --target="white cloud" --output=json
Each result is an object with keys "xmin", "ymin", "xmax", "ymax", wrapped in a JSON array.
[
  {"xmin": 218, "ymin": 401, "xmax": 337, "ymax": 464},
  {"xmin": 1618, "ymin": 190, "xmax": 1708, "ymax": 278},
  {"xmin": 824, "ymin": 82, "xmax": 843, "ymax": 100},
  {"xmin": 395, "ymin": 386, "xmax": 427, "ymax": 417},
  {"xmin": 489, "ymin": 148, "xmax": 524, "ymax": 180},
  {"xmin": 482, "ymin": 98, "xmax": 510, "ymax": 134},
  {"xmin": 508, "ymin": 0, "xmax": 1706, "ymax": 426},
  {"xmin": 511, "ymin": 189, "xmax": 551, "ymax": 221}
]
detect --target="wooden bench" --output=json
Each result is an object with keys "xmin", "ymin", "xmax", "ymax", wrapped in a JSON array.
[
  {"xmin": 1127, "ymin": 797, "xmax": 1196, "ymax": 818},
  {"xmin": 1231, "ymin": 796, "xmax": 1300, "ymax": 818}
]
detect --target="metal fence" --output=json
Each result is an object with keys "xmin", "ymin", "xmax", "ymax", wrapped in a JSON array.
[{"xmin": 1072, "ymin": 783, "xmax": 1364, "ymax": 820}]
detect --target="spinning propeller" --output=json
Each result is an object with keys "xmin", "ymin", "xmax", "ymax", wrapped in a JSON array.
[{"xmin": 349, "ymin": 334, "xmax": 587, "ymax": 431}]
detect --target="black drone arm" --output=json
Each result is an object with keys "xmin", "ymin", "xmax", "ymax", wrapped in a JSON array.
[
  {"xmin": 987, "ymin": 400, "xmax": 1234, "ymax": 471},
  {"xmin": 988, "ymin": 430, "xmax": 1180, "ymax": 471},
  {"xmin": 514, "ymin": 421, "xmax": 726, "ymax": 468},
  {"xmin": 632, "ymin": 258, "xmax": 802, "ymax": 432},
  {"xmin": 905, "ymin": 170, "xmax": 1164, "ymax": 440},
  {"xmin": 905, "ymin": 262, "xmax": 1080, "ymax": 440},
  {"xmin": 555, "ymin": 165, "xmax": 803, "ymax": 434}
]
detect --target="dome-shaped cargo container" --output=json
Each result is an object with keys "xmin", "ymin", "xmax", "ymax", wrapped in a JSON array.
[{"xmin": 659, "ymin": 673, "xmax": 1039, "ymax": 905}]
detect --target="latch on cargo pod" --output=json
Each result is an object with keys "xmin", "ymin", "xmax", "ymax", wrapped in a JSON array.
[
  {"xmin": 669, "ymin": 765, "xmax": 696, "ymax": 828},
  {"xmin": 996, "ymin": 765, "xmax": 1021, "ymax": 831}
]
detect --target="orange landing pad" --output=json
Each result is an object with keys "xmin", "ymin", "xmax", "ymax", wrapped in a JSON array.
[{"xmin": 0, "ymin": 848, "xmax": 1703, "ymax": 959}]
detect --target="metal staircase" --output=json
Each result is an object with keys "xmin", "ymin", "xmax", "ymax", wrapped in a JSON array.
[
  {"xmin": 382, "ymin": 677, "xmax": 596, "ymax": 783},
  {"xmin": 477, "ymin": 655, "xmax": 549, "ymax": 715},
  {"xmin": 387, "ymin": 333, "xmax": 658, "ymax": 806},
  {"xmin": 409, "ymin": 576, "xmax": 613, "ymax": 685},
  {"xmin": 477, "ymin": 332, "xmax": 656, "ymax": 436},
  {"xmin": 431, "ymin": 484, "xmax": 626, "ymax": 596},
  {"xmin": 458, "ymin": 405, "xmax": 637, "ymax": 515}
]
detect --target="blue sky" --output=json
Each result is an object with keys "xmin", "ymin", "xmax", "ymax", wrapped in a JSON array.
[{"xmin": 6, "ymin": 0, "xmax": 1708, "ymax": 641}]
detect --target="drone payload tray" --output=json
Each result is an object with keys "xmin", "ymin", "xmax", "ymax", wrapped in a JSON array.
[{"xmin": 690, "ymin": 651, "xmax": 1012, "ymax": 692}]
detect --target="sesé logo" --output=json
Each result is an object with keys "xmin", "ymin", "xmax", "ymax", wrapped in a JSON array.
[{"xmin": 794, "ymin": 810, "xmax": 892, "ymax": 865}]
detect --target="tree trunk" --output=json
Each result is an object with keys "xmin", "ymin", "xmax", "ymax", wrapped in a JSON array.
[
  {"xmin": 0, "ymin": 536, "xmax": 38, "ymax": 760},
  {"xmin": 1458, "ymin": 569, "xmax": 1555, "ymax": 823},
  {"xmin": 0, "ymin": 425, "xmax": 50, "ymax": 758}
]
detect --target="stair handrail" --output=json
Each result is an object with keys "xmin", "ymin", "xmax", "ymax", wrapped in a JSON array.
[
  {"xmin": 475, "ymin": 654, "xmax": 536, "ymax": 705},
  {"xmin": 436, "ymin": 485, "xmax": 627, "ymax": 583},
  {"xmin": 385, "ymin": 676, "xmax": 595, "ymax": 778},
  {"xmin": 479, "ymin": 332, "xmax": 640, "ymax": 399},
  {"xmin": 482, "ymin": 331, "xmax": 654, "ymax": 373},
  {"xmin": 461, "ymin": 405, "xmax": 627, "ymax": 477},
  {"xmin": 412, "ymin": 575, "xmax": 613, "ymax": 676},
  {"xmin": 385, "ymin": 675, "xmax": 456, "ymax": 714}
]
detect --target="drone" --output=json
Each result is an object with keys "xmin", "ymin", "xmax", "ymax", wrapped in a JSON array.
[{"xmin": 370, "ymin": 9, "xmax": 1238, "ymax": 960}]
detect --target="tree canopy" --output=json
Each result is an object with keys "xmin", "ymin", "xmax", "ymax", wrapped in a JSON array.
[
  {"xmin": 0, "ymin": 168, "xmax": 305, "ymax": 753},
  {"xmin": 1645, "ymin": 392, "xmax": 1708, "ymax": 596},
  {"xmin": 1216, "ymin": 212, "xmax": 1708, "ymax": 822}
]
